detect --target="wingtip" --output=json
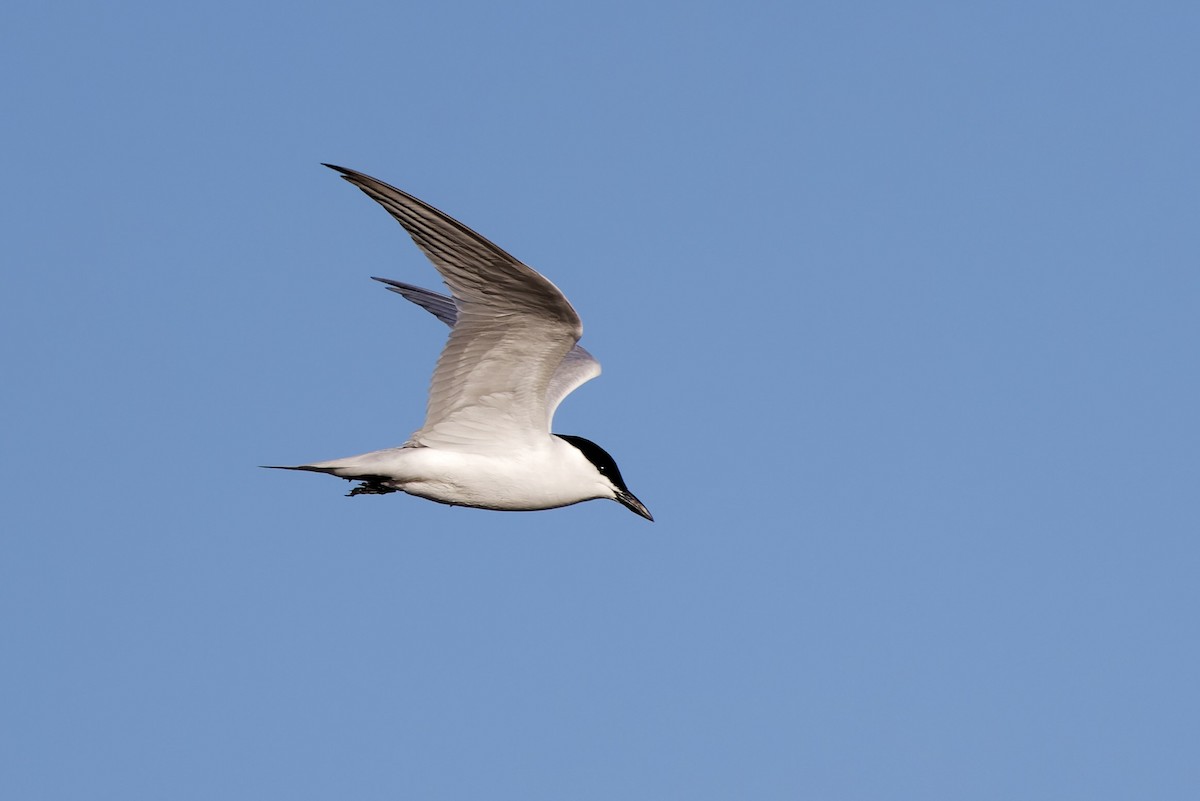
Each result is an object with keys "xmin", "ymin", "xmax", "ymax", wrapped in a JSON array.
[
  {"xmin": 322, "ymin": 163, "xmax": 356, "ymax": 181},
  {"xmin": 373, "ymin": 276, "xmax": 435, "ymax": 295}
]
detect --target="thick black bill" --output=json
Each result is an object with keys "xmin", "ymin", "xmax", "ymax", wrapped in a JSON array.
[{"xmin": 617, "ymin": 489, "xmax": 654, "ymax": 522}]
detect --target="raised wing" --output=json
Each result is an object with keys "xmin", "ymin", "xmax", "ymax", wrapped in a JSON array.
[
  {"xmin": 374, "ymin": 277, "xmax": 603, "ymax": 420},
  {"xmin": 325, "ymin": 165, "xmax": 582, "ymax": 449}
]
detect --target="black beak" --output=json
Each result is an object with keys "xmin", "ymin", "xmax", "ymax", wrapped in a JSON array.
[{"xmin": 616, "ymin": 489, "xmax": 654, "ymax": 521}]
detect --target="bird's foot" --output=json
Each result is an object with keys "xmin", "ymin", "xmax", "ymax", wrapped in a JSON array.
[{"xmin": 347, "ymin": 480, "xmax": 397, "ymax": 497}]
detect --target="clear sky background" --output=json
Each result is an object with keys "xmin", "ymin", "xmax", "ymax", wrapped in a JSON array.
[{"xmin": 3, "ymin": 1, "xmax": 1198, "ymax": 799}]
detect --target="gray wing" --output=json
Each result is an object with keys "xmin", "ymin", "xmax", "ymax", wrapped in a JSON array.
[
  {"xmin": 373, "ymin": 277, "xmax": 602, "ymax": 421},
  {"xmin": 373, "ymin": 278, "xmax": 458, "ymax": 326},
  {"xmin": 326, "ymin": 165, "xmax": 582, "ymax": 448}
]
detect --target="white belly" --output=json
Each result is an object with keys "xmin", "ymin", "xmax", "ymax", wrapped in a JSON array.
[{"xmin": 332, "ymin": 444, "xmax": 604, "ymax": 512}]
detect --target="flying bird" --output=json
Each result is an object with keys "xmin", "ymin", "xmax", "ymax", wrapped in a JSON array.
[{"xmin": 265, "ymin": 165, "xmax": 652, "ymax": 521}]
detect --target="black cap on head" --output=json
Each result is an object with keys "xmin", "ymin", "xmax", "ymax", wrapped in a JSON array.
[{"xmin": 556, "ymin": 434, "xmax": 653, "ymax": 521}]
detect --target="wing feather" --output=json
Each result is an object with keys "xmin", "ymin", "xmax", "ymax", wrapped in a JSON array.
[
  {"xmin": 325, "ymin": 166, "xmax": 586, "ymax": 448},
  {"xmin": 374, "ymin": 278, "xmax": 602, "ymax": 421}
]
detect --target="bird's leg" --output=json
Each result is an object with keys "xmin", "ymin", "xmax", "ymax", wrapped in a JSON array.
[{"xmin": 347, "ymin": 480, "xmax": 398, "ymax": 497}]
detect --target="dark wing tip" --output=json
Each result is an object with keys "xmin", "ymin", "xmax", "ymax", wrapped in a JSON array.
[
  {"xmin": 370, "ymin": 276, "xmax": 435, "ymax": 294},
  {"xmin": 321, "ymin": 163, "xmax": 360, "ymax": 184},
  {"xmin": 371, "ymin": 276, "xmax": 416, "ymax": 297}
]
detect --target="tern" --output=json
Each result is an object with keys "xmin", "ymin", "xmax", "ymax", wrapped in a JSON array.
[{"xmin": 265, "ymin": 165, "xmax": 653, "ymax": 521}]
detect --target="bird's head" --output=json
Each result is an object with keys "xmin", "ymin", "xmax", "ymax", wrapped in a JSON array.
[{"xmin": 555, "ymin": 434, "xmax": 653, "ymax": 521}]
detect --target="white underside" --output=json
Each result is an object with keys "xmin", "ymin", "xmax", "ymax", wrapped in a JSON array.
[{"xmin": 304, "ymin": 437, "xmax": 615, "ymax": 511}]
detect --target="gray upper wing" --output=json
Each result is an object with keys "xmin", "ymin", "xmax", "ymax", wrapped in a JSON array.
[
  {"xmin": 373, "ymin": 277, "xmax": 602, "ymax": 423},
  {"xmin": 326, "ymin": 165, "xmax": 584, "ymax": 446}
]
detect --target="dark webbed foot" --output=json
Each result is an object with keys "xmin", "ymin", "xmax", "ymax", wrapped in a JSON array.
[{"xmin": 347, "ymin": 479, "xmax": 398, "ymax": 497}]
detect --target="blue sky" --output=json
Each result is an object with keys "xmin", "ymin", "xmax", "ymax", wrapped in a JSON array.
[{"xmin": 3, "ymin": 1, "xmax": 1198, "ymax": 798}]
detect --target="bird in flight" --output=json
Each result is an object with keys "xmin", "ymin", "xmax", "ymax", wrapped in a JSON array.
[{"xmin": 265, "ymin": 165, "xmax": 653, "ymax": 521}]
